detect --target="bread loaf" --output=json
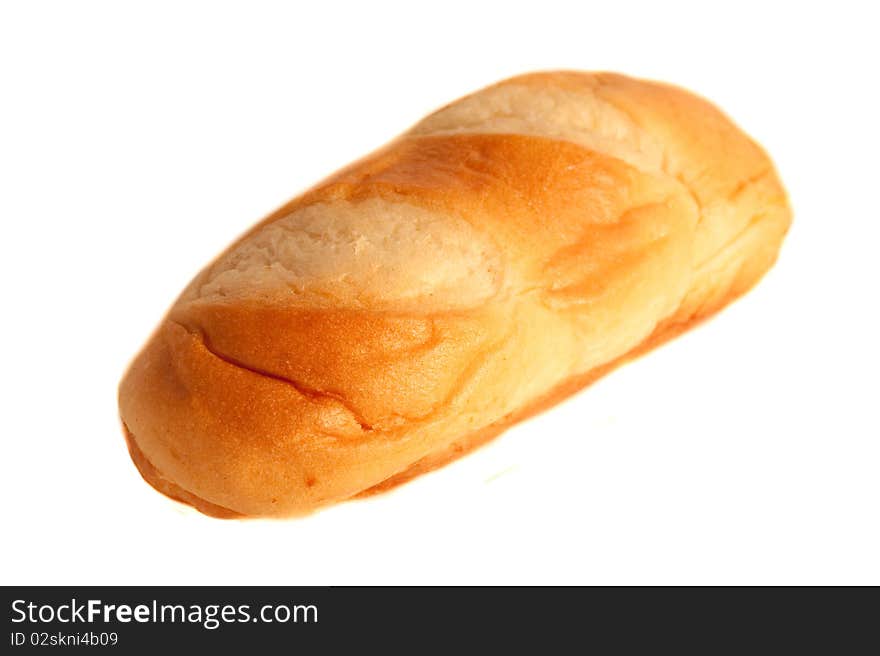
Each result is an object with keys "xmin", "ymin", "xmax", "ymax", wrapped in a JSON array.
[{"xmin": 119, "ymin": 71, "xmax": 791, "ymax": 517}]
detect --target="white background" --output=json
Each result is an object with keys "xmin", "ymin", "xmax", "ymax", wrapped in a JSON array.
[{"xmin": 1, "ymin": 1, "xmax": 878, "ymax": 585}]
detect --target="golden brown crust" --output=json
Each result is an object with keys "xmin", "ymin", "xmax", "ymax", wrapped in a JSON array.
[
  {"xmin": 119, "ymin": 71, "xmax": 791, "ymax": 517},
  {"xmin": 121, "ymin": 274, "xmax": 740, "ymax": 513},
  {"xmin": 123, "ymin": 422, "xmax": 242, "ymax": 518}
]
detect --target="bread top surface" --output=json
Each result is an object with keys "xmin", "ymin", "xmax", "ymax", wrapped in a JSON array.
[{"xmin": 119, "ymin": 71, "xmax": 791, "ymax": 516}]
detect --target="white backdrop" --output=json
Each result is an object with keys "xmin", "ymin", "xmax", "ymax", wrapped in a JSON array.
[{"xmin": 1, "ymin": 0, "xmax": 877, "ymax": 585}]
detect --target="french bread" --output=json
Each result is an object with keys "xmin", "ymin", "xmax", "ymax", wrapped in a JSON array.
[{"xmin": 119, "ymin": 71, "xmax": 791, "ymax": 517}]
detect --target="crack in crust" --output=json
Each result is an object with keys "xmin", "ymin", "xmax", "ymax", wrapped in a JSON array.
[
  {"xmin": 172, "ymin": 319, "xmax": 378, "ymax": 432},
  {"xmin": 172, "ymin": 314, "xmax": 518, "ymax": 437}
]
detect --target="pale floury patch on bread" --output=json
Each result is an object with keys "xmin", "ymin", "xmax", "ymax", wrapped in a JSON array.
[
  {"xmin": 410, "ymin": 79, "xmax": 668, "ymax": 174},
  {"xmin": 119, "ymin": 71, "xmax": 791, "ymax": 517},
  {"xmin": 188, "ymin": 199, "xmax": 504, "ymax": 311}
]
